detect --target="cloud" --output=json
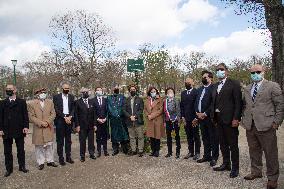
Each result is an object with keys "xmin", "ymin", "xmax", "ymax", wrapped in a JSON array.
[
  {"xmin": 202, "ymin": 29, "xmax": 271, "ymax": 59},
  {"xmin": 169, "ymin": 29, "xmax": 271, "ymax": 60},
  {"xmin": 177, "ymin": 0, "xmax": 219, "ymax": 25},
  {"xmin": 0, "ymin": 36, "xmax": 50, "ymax": 67},
  {"xmin": 0, "ymin": 0, "xmax": 221, "ymax": 45}
]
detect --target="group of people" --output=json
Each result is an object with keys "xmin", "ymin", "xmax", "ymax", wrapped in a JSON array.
[{"xmin": 0, "ymin": 63, "xmax": 283, "ymax": 189}]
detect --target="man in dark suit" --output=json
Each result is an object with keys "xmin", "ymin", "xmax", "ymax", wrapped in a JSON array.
[
  {"xmin": 53, "ymin": 82, "xmax": 75, "ymax": 165},
  {"xmin": 75, "ymin": 88, "xmax": 96, "ymax": 162},
  {"xmin": 93, "ymin": 87, "xmax": 109, "ymax": 157},
  {"xmin": 211, "ymin": 63, "xmax": 242, "ymax": 178},
  {"xmin": 180, "ymin": 77, "xmax": 200, "ymax": 160},
  {"xmin": 0, "ymin": 84, "xmax": 29, "ymax": 177},
  {"xmin": 123, "ymin": 84, "xmax": 144, "ymax": 157},
  {"xmin": 194, "ymin": 71, "xmax": 219, "ymax": 167}
]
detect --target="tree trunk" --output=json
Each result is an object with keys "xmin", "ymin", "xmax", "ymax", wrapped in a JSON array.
[{"xmin": 265, "ymin": 3, "xmax": 284, "ymax": 90}]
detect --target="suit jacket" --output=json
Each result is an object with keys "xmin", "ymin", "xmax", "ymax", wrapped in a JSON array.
[
  {"xmin": 74, "ymin": 98, "xmax": 95, "ymax": 130},
  {"xmin": 0, "ymin": 97, "xmax": 29, "ymax": 139},
  {"xmin": 242, "ymin": 79, "xmax": 284, "ymax": 131},
  {"xmin": 28, "ymin": 99, "xmax": 56, "ymax": 145},
  {"xmin": 123, "ymin": 96, "xmax": 144, "ymax": 127},
  {"xmin": 180, "ymin": 88, "xmax": 198, "ymax": 122},
  {"xmin": 53, "ymin": 93, "xmax": 75, "ymax": 124},
  {"xmin": 211, "ymin": 78, "xmax": 242, "ymax": 125},
  {"xmin": 194, "ymin": 84, "xmax": 214, "ymax": 117},
  {"xmin": 93, "ymin": 96, "xmax": 108, "ymax": 125}
]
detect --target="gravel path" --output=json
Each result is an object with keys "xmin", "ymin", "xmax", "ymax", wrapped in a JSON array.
[{"xmin": 0, "ymin": 127, "xmax": 283, "ymax": 189}]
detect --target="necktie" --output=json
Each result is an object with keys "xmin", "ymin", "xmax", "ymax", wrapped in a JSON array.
[{"xmin": 252, "ymin": 84, "xmax": 258, "ymax": 101}]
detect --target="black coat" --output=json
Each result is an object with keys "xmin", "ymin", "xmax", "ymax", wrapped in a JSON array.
[
  {"xmin": 93, "ymin": 96, "xmax": 108, "ymax": 124},
  {"xmin": 123, "ymin": 96, "xmax": 144, "ymax": 127},
  {"xmin": 53, "ymin": 93, "xmax": 75, "ymax": 123},
  {"xmin": 0, "ymin": 97, "xmax": 29, "ymax": 139},
  {"xmin": 180, "ymin": 88, "xmax": 198, "ymax": 122},
  {"xmin": 210, "ymin": 78, "xmax": 242, "ymax": 125},
  {"xmin": 194, "ymin": 84, "xmax": 214, "ymax": 117},
  {"xmin": 74, "ymin": 98, "xmax": 95, "ymax": 130}
]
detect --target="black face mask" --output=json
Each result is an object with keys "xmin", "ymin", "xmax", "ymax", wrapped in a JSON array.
[
  {"xmin": 185, "ymin": 83, "xmax": 192, "ymax": 90},
  {"xmin": 6, "ymin": 90, "xmax": 13, "ymax": 97},
  {"xmin": 113, "ymin": 89, "xmax": 119, "ymax": 95},
  {"xmin": 82, "ymin": 92, "xmax": 89, "ymax": 99},
  {"xmin": 202, "ymin": 78, "xmax": 208, "ymax": 85},
  {"xmin": 130, "ymin": 91, "xmax": 136, "ymax": 97},
  {"xmin": 63, "ymin": 89, "xmax": 69, "ymax": 94}
]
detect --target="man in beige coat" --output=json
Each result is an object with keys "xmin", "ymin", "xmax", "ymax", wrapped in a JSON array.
[
  {"xmin": 242, "ymin": 64, "xmax": 284, "ymax": 189},
  {"xmin": 28, "ymin": 88, "xmax": 58, "ymax": 170}
]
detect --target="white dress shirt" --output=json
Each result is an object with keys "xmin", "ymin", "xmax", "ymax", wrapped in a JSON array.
[
  {"xmin": 250, "ymin": 79, "xmax": 264, "ymax": 97},
  {"xmin": 97, "ymin": 96, "xmax": 102, "ymax": 106},
  {"xmin": 40, "ymin": 100, "xmax": 45, "ymax": 108},
  {"xmin": 62, "ymin": 94, "xmax": 69, "ymax": 115},
  {"xmin": 217, "ymin": 77, "xmax": 227, "ymax": 94}
]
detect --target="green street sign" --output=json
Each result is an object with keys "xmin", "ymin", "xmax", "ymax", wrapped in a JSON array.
[{"xmin": 127, "ymin": 59, "xmax": 144, "ymax": 72}]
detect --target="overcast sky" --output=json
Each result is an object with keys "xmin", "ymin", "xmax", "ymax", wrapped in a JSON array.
[{"xmin": 0, "ymin": 0, "xmax": 271, "ymax": 67}]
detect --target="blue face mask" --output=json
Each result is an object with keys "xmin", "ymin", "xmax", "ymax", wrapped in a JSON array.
[
  {"xmin": 151, "ymin": 92, "xmax": 156, "ymax": 98},
  {"xmin": 216, "ymin": 70, "xmax": 225, "ymax": 79},
  {"xmin": 251, "ymin": 73, "xmax": 263, "ymax": 82}
]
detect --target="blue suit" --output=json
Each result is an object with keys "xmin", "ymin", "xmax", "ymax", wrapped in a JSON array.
[{"xmin": 195, "ymin": 84, "xmax": 219, "ymax": 161}]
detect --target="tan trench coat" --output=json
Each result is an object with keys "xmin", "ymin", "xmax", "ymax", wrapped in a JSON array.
[
  {"xmin": 144, "ymin": 96, "xmax": 165, "ymax": 139},
  {"xmin": 28, "ymin": 99, "xmax": 56, "ymax": 145}
]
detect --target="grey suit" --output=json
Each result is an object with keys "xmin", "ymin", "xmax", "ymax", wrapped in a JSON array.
[{"xmin": 241, "ymin": 79, "xmax": 284, "ymax": 181}]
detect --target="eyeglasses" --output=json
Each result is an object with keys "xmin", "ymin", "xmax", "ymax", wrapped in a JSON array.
[
  {"xmin": 251, "ymin": 71, "xmax": 262, "ymax": 74},
  {"xmin": 216, "ymin": 68, "xmax": 225, "ymax": 71}
]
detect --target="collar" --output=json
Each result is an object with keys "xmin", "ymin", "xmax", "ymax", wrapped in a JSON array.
[
  {"xmin": 203, "ymin": 83, "xmax": 211, "ymax": 88},
  {"xmin": 254, "ymin": 79, "xmax": 264, "ymax": 87},
  {"xmin": 219, "ymin": 77, "xmax": 227, "ymax": 84},
  {"xmin": 62, "ymin": 93, "xmax": 68, "ymax": 98},
  {"xmin": 9, "ymin": 96, "xmax": 16, "ymax": 101}
]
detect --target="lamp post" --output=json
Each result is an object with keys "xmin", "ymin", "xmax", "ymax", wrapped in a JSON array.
[{"xmin": 11, "ymin": 59, "xmax": 17, "ymax": 85}]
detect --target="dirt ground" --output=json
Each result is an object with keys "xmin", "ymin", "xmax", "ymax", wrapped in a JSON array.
[{"xmin": 0, "ymin": 126, "xmax": 283, "ymax": 189}]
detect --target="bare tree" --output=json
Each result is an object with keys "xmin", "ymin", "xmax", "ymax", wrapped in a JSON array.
[{"xmin": 222, "ymin": 0, "xmax": 284, "ymax": 89}]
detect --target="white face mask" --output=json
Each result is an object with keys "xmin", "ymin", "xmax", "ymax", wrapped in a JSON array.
[
  {"xmin": 39, "ymin": 93, "xmax": 47, "ymax": 100},
  {"xmin": 167, "ymin": 93, "xmax": 174, "ymax": 98},
  {"xmin": 96, "ymin": 91, "xmax": 103, "ymax": 96}
]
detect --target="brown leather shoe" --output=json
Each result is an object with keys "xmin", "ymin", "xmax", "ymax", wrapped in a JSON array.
[
  {"xmin": 267, "ymin": 180, "xmax": 278, "ymax": 189},
  {"xmin": 244, "ymin": 173, "xmax": 262, "ymax": 180}
]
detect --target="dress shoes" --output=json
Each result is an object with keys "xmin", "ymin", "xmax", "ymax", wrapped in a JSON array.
[
  {"xmin": 230, "ymin": 169, "xmax": 239, "ymax": 178},
  {"xmin": 184, "ymin": 153, "xmax": 194, "ymax": 159},
  {"xmin": 80, "ymin": 157, "xmax": 85, "ymax": 162},
  {"xmin": 176, "ymin": 153, "xmax": 180, "ymax": 159},
  {"xmin": 138, "ymin": 152, "xmax": 144, "ymax": 157},
  {"xmin": 38, "ymin": 164, "xmax": 44, "ymax": 170},
  {"xmin": 267, "ymin": 180, "xmax": 278, "ymax": 189},
  {"xmin": 165, "ymin": 153, "xmax": 172, "ymax": 158},
  {"xmin": 4, "ymin": 171, "xmax": 13, "ymax": 177},
  {"xmin": 210, "ymin": 160, "xmax": 217, "ymax": 167},
  {"xmin": 244, "ymin": 173, "xmax": 262, "ymax": 180},
  {"xmin": 197, "ymin": 157, "xmax": 211, "ymax": 163},
  {"xmin": 104, "ymin": 152, "xmax": 110, "ymax": 156},
  {"xmin": 47, "ymin": 162, "xmax": 58, "ymax": 167},
  {"xmin": 66, "ymin": 158, "xmax": 74, "ymax": 164},
  {"xmin": 193, "ymin": 153, "xmax": 200, "ymax": 161},
  {"xmin": 90, "ymin": 155, "xmax": 96, "ymax": 160},
  {"xmin": 59, "ymin": 160, "xmax": 66, "ymax": 166},
  {"xmin": 19, "ymin": 167, "xmax": 29, "ymax": 173},
  {"xmin": 213, "ymin": 164, "xmax": 231, "ymax": 171}
]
